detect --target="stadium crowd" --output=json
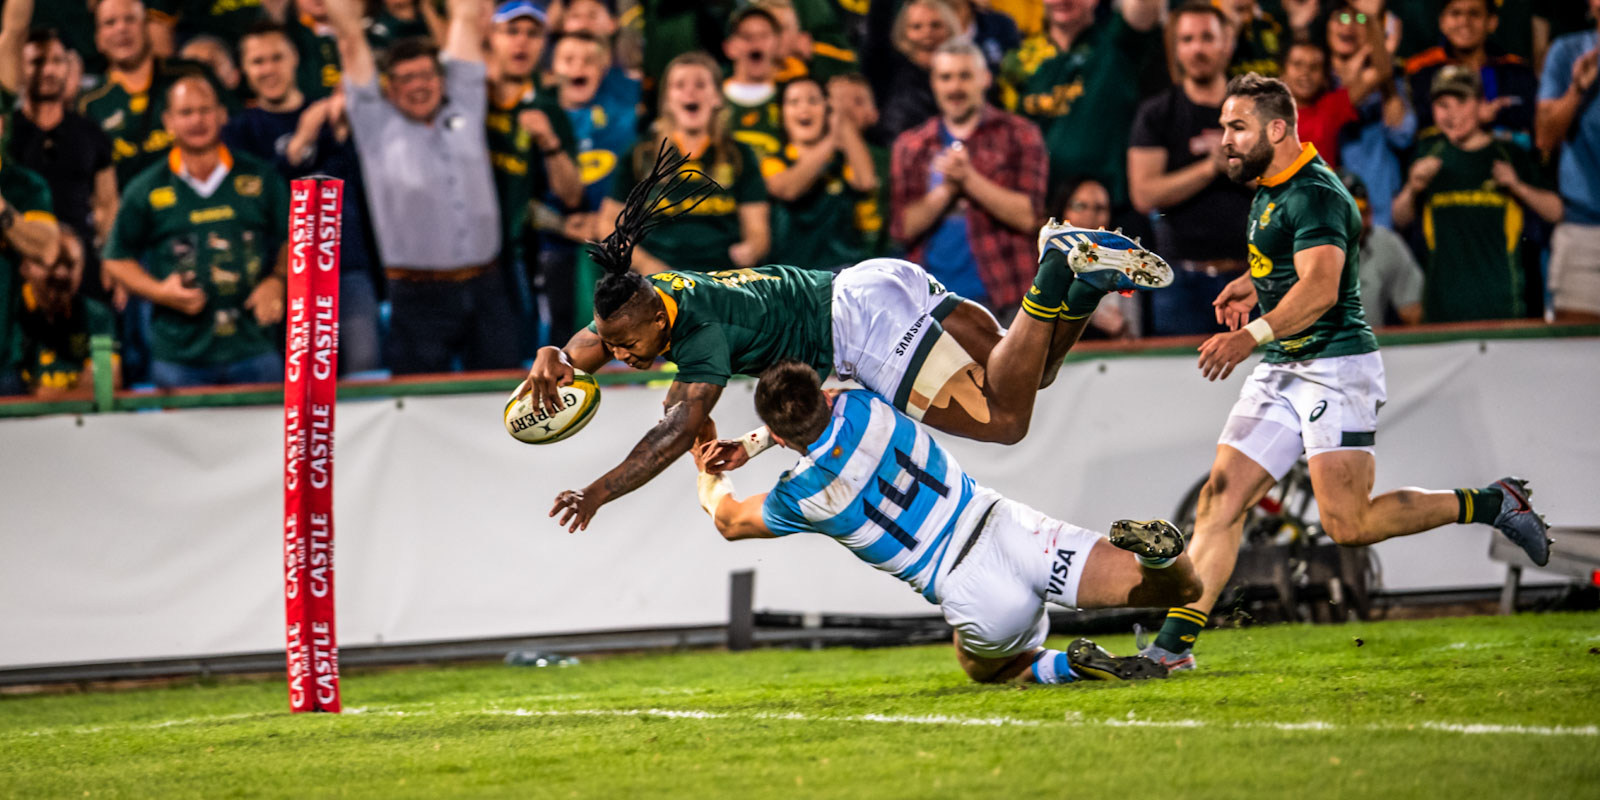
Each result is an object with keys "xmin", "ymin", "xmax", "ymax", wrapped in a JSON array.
[{"xmin": 0, "ymin": 0, "xmax": 1594, "ymax": 395}]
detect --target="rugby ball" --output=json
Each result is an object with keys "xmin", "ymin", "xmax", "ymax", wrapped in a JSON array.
[{"xmin": 504, "ymin": 371, "xmax": 601, "ymax": 444}]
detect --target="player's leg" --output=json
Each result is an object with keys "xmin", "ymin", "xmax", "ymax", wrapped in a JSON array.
[{"xmin": 1072, "ymin": 524, "xmax": 1202, "ymax": 610}]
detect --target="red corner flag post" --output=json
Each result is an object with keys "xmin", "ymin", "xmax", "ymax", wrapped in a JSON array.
[{"xmin": 284, "ymin": 177, "xmax": 342, "ymax": 713}]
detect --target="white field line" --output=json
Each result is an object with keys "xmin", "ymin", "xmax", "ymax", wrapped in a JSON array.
[{"xmin": 7, "ymin": 705, "xmax": 1596, "ymax": 740}]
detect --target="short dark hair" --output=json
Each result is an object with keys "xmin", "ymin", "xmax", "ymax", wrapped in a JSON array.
[
  {"xmin": 1440, "ymin": 0, "xmax": 1496, "ymax": 17},
  {"xmin": 755, "ymin": 361, "xmax": 833, "ymax": 446},
  {"xmin": 240, "ymin": 19, "xmax": 292, "ymax": 49},
  {"xmin": 1170, "ymin": 0, "xmax": 1232, "ymax": 33},
  {"xmin": 380, "ymin": 36, "xmax": 441, "ymax": 76},
  {"xmin": 1225, "ymin": 72, "xmax": 1296, "ymax": 125}
]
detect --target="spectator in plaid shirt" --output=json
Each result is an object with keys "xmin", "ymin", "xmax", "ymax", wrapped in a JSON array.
[{"xmin": 890, "ymin": 39, "xmax": 1045, "ymax": 320}]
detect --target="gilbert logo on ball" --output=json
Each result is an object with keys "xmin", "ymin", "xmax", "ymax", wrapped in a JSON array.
[{"xmin": 505, "ymin": 371, "xmax": 602, "ymax": 444}]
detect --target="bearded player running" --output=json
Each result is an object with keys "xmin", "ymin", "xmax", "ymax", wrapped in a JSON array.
[
  {"xmin": 1137, "ymin": 75, "xmax": 1553, "ymax": 672},
  {"xmin": 531, "ymin": 143, "xmax": 1173, "ymax": 531}
]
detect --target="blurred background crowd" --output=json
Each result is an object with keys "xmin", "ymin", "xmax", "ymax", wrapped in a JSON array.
[{"xmin": 0, "ymin": 0, "xmax": 1595, "ymax": 396}]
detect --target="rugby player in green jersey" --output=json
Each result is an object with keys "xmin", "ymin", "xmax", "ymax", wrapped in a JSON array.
[
  {"xmin": 1139, "ymin": 74, "xmax": 1553, "ymax": 673},
  {"xmin": 532, "ymin": 143, "xmax": 1176, "ymax": 532}
]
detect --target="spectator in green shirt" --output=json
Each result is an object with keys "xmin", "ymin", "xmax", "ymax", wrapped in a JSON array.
[
  {"xmin": 760, "ymin": 74, "xmax": 878, "ymax": 271},
  {"xmin": 102, "ymin": 75, "xmax": 290, "ymax": 387},
  {"xmin": 16, "ymin": 227, "xmax": 120, "ymax": 399}
]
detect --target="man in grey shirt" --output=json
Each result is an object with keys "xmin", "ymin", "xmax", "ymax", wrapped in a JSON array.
[
  {"xmin": 1344, "ymin": 172, "xmax": 1423, "ymax": 328},
  {"xmin": 328, "ymin": 0, "xmax": 519, "ymax": 374}
]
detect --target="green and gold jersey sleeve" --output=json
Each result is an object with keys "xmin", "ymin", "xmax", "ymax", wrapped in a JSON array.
[{"xmin": 649, "ymin": 266, "xmax": 835, "ymax": 385}]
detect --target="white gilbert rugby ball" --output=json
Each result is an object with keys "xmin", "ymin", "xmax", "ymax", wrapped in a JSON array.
[{"xmin": 504, "ymin": 372, "xmax": 601, "ymax": 444}]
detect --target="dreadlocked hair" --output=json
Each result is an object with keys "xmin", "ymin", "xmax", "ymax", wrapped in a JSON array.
[{"xmin": 589, "ymin": 139, "xmax": 724, "ymax": 320}]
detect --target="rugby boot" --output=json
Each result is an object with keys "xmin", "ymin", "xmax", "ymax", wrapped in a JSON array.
[
  {"xmin": 1108, "ymin": 519, "xmax": 1186, "ymax": 560},
  {"xmin": 1135, "ymin": 623, "xmax": 1197, "ymax": 674},
  {"xmin": 1490, "ymin": 477, "xmax": 1552, "ymax": 567},
  {"xmin": 1037, "ymin": 219, "xmax": 1174, "ymax": 292},
  {"xmin": 1067, "ymin": 637, "xmax": 1169, "ymax": 681}
]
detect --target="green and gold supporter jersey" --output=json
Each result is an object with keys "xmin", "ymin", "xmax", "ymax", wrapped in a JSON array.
[
  {"xmin": 1246, "ymin": 144, "xmax": 1378, "ymax": 363},
  {"xmin": 287, "ymin": 15, "xmax": 342, "ymax": 100},
  {"xmin": 147, "ymin": 0, "xmax": 266, "ymax": 51},
  {"xmin": 761, "ymin": 146, "xmax": 874, "ymax": 270},
  {"xmin": 78, "ymin": 59, "xmax": 227, "ymax": 188},
  {"xmin": 0, "ymin": 161, "xmax": 57, "ymax": 374},
  {"xmin": 1413, "ymin": 136, "xmax": 1548, "ymax": 323},
  {"xmin": 104, "ymin": 147, "xmax": 289, "ymax": 366},
  {"xmin": 487, "ymin": 83, "xmax": 580, "ymax": 253},
  {"xmin": 17, "ymin": 287, "xmax": 117, "ymax": 392},
  {"xmin": 591, "ymin": 265, "xmax": 836, "ymax": 386},
  {"xmin": 1231, "ymin": 12, "xmax": 1286, "ymax": 78},
  {"xmin": 1004, "ymin": 15, "xmax": 1161, "ymax": 204},
  {"xmin": 610, "ymin": 139, "xmax": 768, "ymax": 272},
  {"xmin": 725, "ymin": 86, "xmax": 784, "ymax": 158}
]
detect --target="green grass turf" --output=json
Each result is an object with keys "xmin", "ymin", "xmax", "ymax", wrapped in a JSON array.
[{"xmin": 3, "ymin": 613, "xmax": 1598, "ymax": 799}]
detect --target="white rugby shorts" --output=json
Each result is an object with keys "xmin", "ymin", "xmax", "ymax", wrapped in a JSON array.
[
  {"xmin": 939, "ymin": 498, "xmax": 1105, "ymax": 660},
  {"xmin": 1219, "ymin": 351, "xmax": 1387, "ymax": 480},
  {"xmin": 830, "ymin": 258, "xmax": 969, "ymax": 420}
]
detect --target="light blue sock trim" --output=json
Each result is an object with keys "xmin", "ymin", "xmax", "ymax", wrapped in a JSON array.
[{"xmin": 1031, "ymin": 650, "xmax": 1076, "ymax": 684}]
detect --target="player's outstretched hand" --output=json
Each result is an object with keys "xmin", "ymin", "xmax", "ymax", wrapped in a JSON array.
[
  {"xmin": 551, "ymin": 489, "xmax": 601, "ymax": 533},
  {"xmin": 1197, "ymin": 329, "xmax": 1255, "ymax": 382},
  {"xmin": 528, "ymin": 346, "xmax": 575, "ymax": 416},
  {"xmin": 699, "ymin": 440, "xmax": 749, "ymax": 474}
]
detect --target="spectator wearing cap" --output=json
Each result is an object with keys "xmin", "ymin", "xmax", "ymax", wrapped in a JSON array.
[
  {"xmin": 724, "ymin": 4, "xmax": 786, "ymax": 158},
  {"xmin": 761, "ymin": 74, "xmax": 879, "ymax": 271},
  {"xmin": 16, "ymin": 227, "xmax": 121, "ymax": 398},
  {"xmin": 1392, "ymin": 66, "xmax": 1562, "ymax": 323},
  {"xmin": 873, "ymin": 0, "xmax": 957, "ymax": 140},
  {"xmin": 326, "ymin": 0, "xmax": 521, "ymax": 374},
  {"xmin": 223, "ymin": 21, "xmax": 383, "ymax": 375},
  {"xmin": 1127, "ymin": 1, "xmax": 1251, "ymax": 336},
  {"xmin": 102, "ymin": 75, "xmax": 290, "ymax": 388},
  {"xmin": 603, "ymin": 51, "xmax": 769, "ymax": 275},
  {"xmin": 1000, "ymin": 0, "xmax": 1163, "ymax": 208},
  {"xmin": 1326, "ymin": 0, "xmax": 1416, "ymax": 231},
  {"xmin": 1340, "ymin": 171, "xmax": 1423, "ymax": 328},
  {"xmin": 11, "ymin": 26, "xmax": 121, "ymax": 309},
  {"xmin": 891, "ymin": 40, "xmax": 1044, "ymax": 319},
  {"xmin": 486, "ymin": 0, "xmax": 582, "ymax": 357},
  {"xmin": 1404, "ymin": 0, "xmax": 1539, "ymax": 141},
  {"xmin": 1536, "ymin": 0, "xmax": 1600, "ymax": 324}
]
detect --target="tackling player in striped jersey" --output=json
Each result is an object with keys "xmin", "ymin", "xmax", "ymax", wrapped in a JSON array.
[{"xmin": 692, "ymin": 361, "xmax": 1202, "ymax": 685}]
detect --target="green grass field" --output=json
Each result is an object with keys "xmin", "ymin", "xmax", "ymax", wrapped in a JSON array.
[{"xmin": 4, "ymin": 613, "xmax": 1598, "ymax": 799}]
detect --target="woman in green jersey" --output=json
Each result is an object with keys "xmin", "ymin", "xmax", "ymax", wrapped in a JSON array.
[{"xmin": 761, "ymin": 75, "xmax": 879, "ymax": 271}]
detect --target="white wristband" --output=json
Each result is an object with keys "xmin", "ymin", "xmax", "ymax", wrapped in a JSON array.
[
  {"xmin": 1244, "ymin": 317, "xmax": 1275, "ymax": 346},
  {"xmin": 739, "ymin": 426, "xmax": 775, "ymax": 459},
  {"xmin": 696, "ymin": 471, "xmax": 734, "ymax": 517}
]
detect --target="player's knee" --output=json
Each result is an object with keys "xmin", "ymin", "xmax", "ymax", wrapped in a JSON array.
[{"xmin": 1320, "ymin": 513, "xmax": 1366, "ymax": 546}]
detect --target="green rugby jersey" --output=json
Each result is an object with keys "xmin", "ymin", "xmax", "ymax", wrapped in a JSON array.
[
  {"xmin": 1246, "ymin": 144, "xmax": 1378, "ymax": 363},
  {"xmin": 487, "ymin": 82, "xmax": 580, "ymax": 254},
  {"xmin": 592, "ymin": 265, "xmax": 836, "ymax": 386},
  {"xmin": 287, "ymin": 14, "xmax": 342, "ymax": 100},
  {"xmin": 17, "ymin": 288, "xmax": 117, "ymax": 393},
  {"xmin": 78, "ymin": 59, "xmax": 227, "ymax": 187},
  {"xmin": 725, "ymin": 84, "xmax": 784, "ymax": 158},
  {"xmin": 147, "ymin": 0, "xmax": 266, "ymax": 51},
  {"xmin": 1412, "ymin": 136, "xmax": 1547, "ymax": 322},
  {"xmin": 104, "ymin": 147, "xmax": 289, "ymax": 366},
  {"xmin": 610, "ymin": 139, "xmax": 768, "ymax": 272},
  {"xmin": 1230, "ymin": 11, "xmax": 1286, "ymax": 78},
  {"xmin": 761, "ymin": 146, "xmax": 872, "ymax": 270},
  {"xmin": 1004, "ymin": 15, "xmax": 1161, "ymax": 204},
  {"xmin": 0, "ymin": 161, "xmax": 57, "ymax": 375}
]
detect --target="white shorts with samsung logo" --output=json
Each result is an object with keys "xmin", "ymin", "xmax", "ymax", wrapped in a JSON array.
[
  {"xmin": 1219, "ymin": 351, "xmax": 1387, "ymax": 480},
  {"xmin": 830, "ymin": 258, "xmax": 968, "ymax": 419}
]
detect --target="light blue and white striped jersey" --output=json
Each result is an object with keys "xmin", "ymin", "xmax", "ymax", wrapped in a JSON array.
[{"xmin": 760, "ymin": 391, "xmax": 998, "ymax": 603}]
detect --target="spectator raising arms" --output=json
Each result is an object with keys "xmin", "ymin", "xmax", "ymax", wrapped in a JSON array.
[
  {"xmin": 327, "ymin": 0, "xmax": 521, "ymax": 374},
  {"xmin": 600, "ymin": 52, "xmax": 770, "ymax": 275},
  {"xmin": 1536, "ymin": 0, "xmax": 1600, "ymax": 324},
  {"xmin": 102, "ymin": 76, "xmax": 289, "ymax": 389},
  {"xmin": 1392, "ymin": 67, "xmax": 1563, "ymax": 323},
  {"xmin": 890, "ymin": 40, "xmax": 1045, "ymax": 320},
  {"xmin": 761, "ymin": 75, "xmax": 879, "ymax": 271},
  {"xmin": 17, "ymin": 227, "xmax": 121, "ymax": 399}
]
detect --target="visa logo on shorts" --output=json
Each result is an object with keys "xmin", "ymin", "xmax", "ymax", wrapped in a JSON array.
[
  {"xmin": 895, "ymin": 315, "xmax": 928, "ymax": 357},
  {"xmin": 1045, "ymin": 548, "xmax": 1076, "ymax": 598}
]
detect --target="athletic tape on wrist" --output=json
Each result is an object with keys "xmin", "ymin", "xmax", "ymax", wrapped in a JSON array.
[
  {"xmin": 740, "ymin": 426, "xmax": 775, "ymax": 459},
  {"xmin": 697, "ymin": 471, "xmax": 734, "ymax": 517},
  {"xmin": 1245, "ymin": 317, "xmax": 1275, "ymax": 345}
]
